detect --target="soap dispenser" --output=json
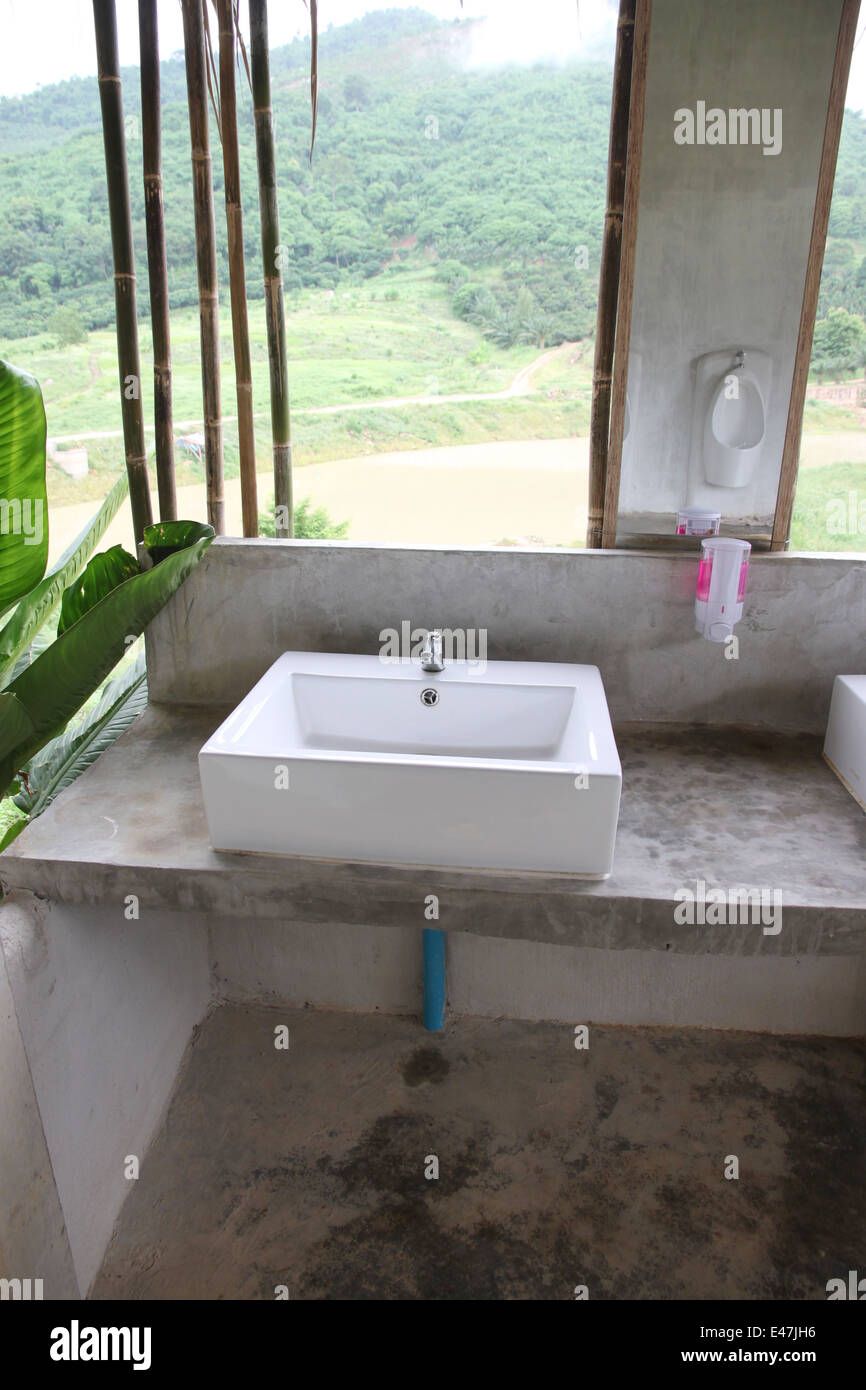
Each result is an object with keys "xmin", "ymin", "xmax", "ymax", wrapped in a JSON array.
[{"xmin": 695, "ymin": 537, "xmax": 750, "ymax": 642}]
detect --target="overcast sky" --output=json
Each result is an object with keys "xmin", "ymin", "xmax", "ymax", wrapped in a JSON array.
[
  {"xmin": 0, "ymin": 1, "xmax": 864, "ymax": 109},
  {"xmin": 0, "ymin": 1, "xmax": 616, "ymax": 94}
]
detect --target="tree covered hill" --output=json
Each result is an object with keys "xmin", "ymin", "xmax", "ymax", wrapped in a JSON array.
[
  {"xmin": 0, "ymin": 7, "xmax": 610, "ymax": 345},
  {"xmin": 0, "ymin": 4, "xmax": 864, "ymax": 353}
]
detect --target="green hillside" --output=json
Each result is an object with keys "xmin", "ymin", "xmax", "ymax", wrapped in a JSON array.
[
  {"xmin": 0, "ymin": 8, "xmax": 610, "ymax": 347},
  {"xmin": 1, "ymin": 5, "xmax": 864, "ymax": 355}
]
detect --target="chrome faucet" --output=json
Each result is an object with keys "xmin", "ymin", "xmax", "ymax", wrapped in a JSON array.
[{"xmin": 420, "ymin": 629, "xmax": 445, "ymax": 672}]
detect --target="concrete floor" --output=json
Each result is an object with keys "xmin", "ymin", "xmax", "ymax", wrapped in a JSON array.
[{"xmin": 93, "ymin": 1004, "xmax": 866, "ymax": 1301}]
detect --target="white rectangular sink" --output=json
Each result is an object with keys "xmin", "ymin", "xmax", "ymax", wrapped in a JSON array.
[
  {"xmin": 824, "ymin": 674, "xmax": 866, "ymax": 812},
  {"xmin": 199, "ymin": 652, "xmax": 622, "ymax": 876}
]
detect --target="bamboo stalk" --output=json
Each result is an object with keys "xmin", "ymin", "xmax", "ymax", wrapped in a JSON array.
[
  {"xmin": 217, "ymin": 0, "xmax": 258, "ymax": 536},
  {"xmin": 250, "ymin": 0, "xmax": 292, "ymax": 537},
  {"xmin": 138, "ymin": 0, "xmax": 177, "ymax": 522},
  {"xmin": 586, "ymin": 0, "xmax": 635, "ymax": 550},
  {"xmin": 601, "ymin": 0, "xmax": 651, "ymax": 549},
  {"xmin": 92, "ymin": 0, "xmax": 153, "ymax": 544},
  {"xmin": 182, "ymin": 0, "xmax": 225, "ymax": 534}
]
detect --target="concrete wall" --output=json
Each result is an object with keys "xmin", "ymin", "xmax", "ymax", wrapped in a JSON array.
[
  {"xmin": 209, "ymin": 915, "xmax": 866, "ymax": 1036},
  {"xmin": 0, "ymin": 894, "xmax": 210, "ymax": 1296},
  {"xmin": 146, "ymin": 539, "xmax": 866, "ymax": 734},
  {"xmin": 621, "ymin": 0, "xmax": 843, "ymax": 526},
  {"xmin": 0, "ymin": 909, "xmax": 78, "ymax": 1299}
]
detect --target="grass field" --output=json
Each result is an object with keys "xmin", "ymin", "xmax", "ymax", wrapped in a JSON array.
[
  {"xmin": 3, "ymin": 264, "xmax": 591, "ymax": 508},
  {"xmin": 790, "ymin": 459, "xmax": 866, "ymax": 551},
  {"xmin": 25, "ymin": 267, "xmax": 528, "ymax": 423}
]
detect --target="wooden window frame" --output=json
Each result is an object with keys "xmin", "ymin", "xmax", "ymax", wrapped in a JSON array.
[{"xmin": 588, "ymin": 0, "xmax": 861, "ymax": 553}]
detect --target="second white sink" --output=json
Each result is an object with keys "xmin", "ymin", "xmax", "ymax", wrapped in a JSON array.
[{"xmin": 824, "ymin": 674, "xmax": 866, "ymax": 812}]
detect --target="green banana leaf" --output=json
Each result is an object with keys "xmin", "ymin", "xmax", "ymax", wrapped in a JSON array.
[
  {"xmin": 0, "ymin": 474, "xmax": 128, "ymax": 691},
  {"xmin": 0, "ymin": 812, "xmax": 28, "ymax": 852},
  {"xmin": 8, "ymin": 621, "xmax": 55, "ymax": 684},
  {"xmin": 13, "ymin": 652, "xmax": 147, "ymax": 818},
  {"xmin": 0, "ymin": 360, "xmax": 48, "ymax": 614},
  {"xmin": 0, "ymin": 690, "xmax": 35, "ymax": 753},
  {"xmin": 0, "ymin": 526, "xmax": 213, "ymax": 796},
  {"xmin": 58, "ymin": 544, "xmax": 138, "ymax": 635},
  {"xmin": 143, "ymin": 519, "xmax": 214, "ymax": 564}
]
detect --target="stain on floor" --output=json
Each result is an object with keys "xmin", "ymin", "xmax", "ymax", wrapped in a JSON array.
[
  {"xmin": 400, "ymin": 1046, "xmax": 450, "ymax": 1087},
  {"xmin": 91, "ymin": 1005, "xmax": 866, "ymax": 1300}
]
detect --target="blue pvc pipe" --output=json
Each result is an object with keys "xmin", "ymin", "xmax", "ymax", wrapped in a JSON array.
[{"xmin": 422, "ymin": 927, "xmax": 446, "ymax": 1031}]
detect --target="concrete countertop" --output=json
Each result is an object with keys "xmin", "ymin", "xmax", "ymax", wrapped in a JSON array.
[{"xmin": 2, "ymin": 706, "xmax": 864, "ymax": 957}]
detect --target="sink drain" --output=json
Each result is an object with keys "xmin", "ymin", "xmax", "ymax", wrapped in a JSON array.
[{"xmin": 420, "ymin": 687, "xmax": 440, "ymax": 707}]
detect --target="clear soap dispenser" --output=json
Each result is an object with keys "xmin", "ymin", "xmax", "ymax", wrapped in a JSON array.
[{"xmin": 695, "ymin": 537, "xmax": 751, "ymax": 642}]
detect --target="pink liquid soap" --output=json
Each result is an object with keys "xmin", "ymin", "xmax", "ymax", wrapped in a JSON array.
[{"xmin": 696, "ymin": 557, "xmax": 713, "ymax": 602}]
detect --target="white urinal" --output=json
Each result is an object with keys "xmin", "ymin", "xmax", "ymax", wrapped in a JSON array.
[{"xmin": 703, "ymin": 351, "xmax": 766, "ymax": 489}]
